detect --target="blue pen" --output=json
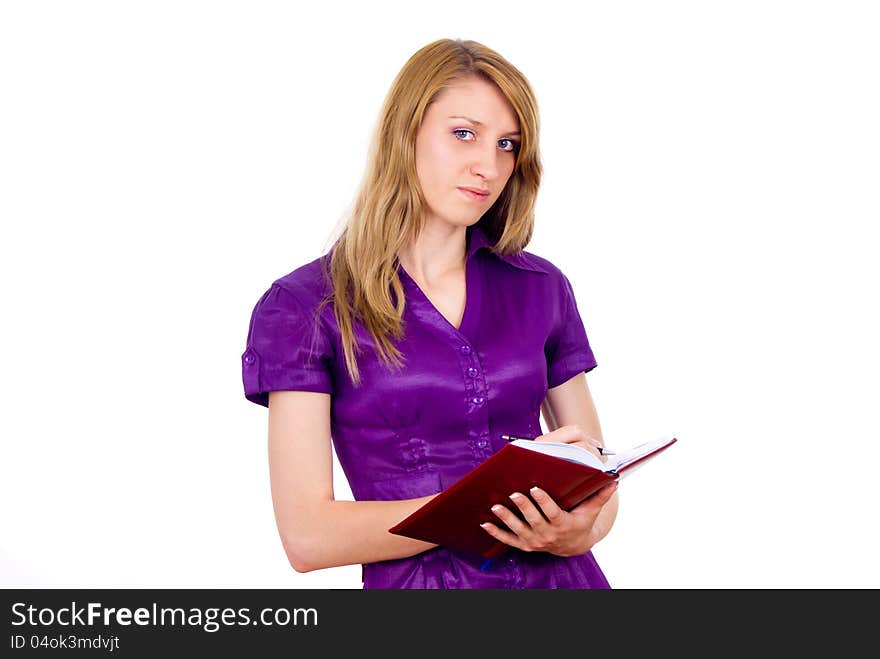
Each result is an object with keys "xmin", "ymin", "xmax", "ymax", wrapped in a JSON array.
[{"xmin": 499, "ymin": 434, "xmax": 616, "ymax": 455}]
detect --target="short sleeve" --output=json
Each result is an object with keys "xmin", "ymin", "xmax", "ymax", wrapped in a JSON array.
[
  {"xmin": 544, "ymin": 271, "xmax": 598, "ymax": 389},
  {"xmin": 241, "ymin": 284, "xmax": 335, "ymax": 407}
]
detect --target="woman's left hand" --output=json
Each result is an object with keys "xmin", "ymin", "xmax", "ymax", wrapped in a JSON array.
[{"xmin": 479, "ymin": 481, "xmax": 618, "ymax": 557}]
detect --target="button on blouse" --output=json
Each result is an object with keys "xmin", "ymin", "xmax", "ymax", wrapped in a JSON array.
[{"xmin": 241, "ymin": 223, "xmax": 607, "ymax": 589}]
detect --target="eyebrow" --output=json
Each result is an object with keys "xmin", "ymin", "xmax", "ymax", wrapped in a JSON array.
[{"xmin": 448, "ymin": 115, "xmax": 521, "ymax": 136}]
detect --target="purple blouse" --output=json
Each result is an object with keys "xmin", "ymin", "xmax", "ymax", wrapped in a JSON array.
[{"xmin": 241, "ymin": 223, "xmax": 610, "ymax": 589}]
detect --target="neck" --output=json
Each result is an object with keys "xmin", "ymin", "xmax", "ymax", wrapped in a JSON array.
[{"xmin": 397, "ymin": 222, "xmax": 468, "ymax": 284}]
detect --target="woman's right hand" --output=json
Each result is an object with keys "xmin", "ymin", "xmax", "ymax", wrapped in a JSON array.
[{"xmin": 532, "ymin": 424, "xmax": 608, "ymax": 463}]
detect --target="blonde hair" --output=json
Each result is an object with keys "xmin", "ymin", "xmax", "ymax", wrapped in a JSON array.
[{"xmin": 318, "ymin": 38, "xmax": 543, "ymax": 386}]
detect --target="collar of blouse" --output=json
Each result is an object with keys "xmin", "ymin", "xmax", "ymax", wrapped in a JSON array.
[{"xmin": 466, "ymin": 224, "xmax": 549, "ymax": 275}]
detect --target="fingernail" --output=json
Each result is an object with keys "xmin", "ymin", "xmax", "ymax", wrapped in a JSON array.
[{"xmin": 587, "ymin": 437, "xmax": 602, "ymax": 447}]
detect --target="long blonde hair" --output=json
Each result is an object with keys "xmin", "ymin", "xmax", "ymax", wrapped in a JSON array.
[{"xmin": 319, "ymin": 38, "xmax": 544, "ymax": 386}]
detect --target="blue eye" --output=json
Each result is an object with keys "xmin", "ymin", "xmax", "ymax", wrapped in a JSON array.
[
  {"xmin": 453, "ymin": 129, "xmax": 519, "ymax": 153},
  {"xmin": 499, "ymin": 138, "xmax": 520, "ymax": 153}
]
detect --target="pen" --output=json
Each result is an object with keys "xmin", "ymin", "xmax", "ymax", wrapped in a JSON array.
[{"xmin": 499, "ymin": 434, "xmax": 616, "ymax": 455}]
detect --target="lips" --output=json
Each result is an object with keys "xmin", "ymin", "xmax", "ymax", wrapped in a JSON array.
[{"xmin": 458, "ymin": 187, "xmax": 489, "ymax": 197}]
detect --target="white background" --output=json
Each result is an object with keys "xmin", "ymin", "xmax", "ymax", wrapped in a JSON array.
[{"xmin": 2, "ymin": 1, "xmax": 878, "ymax": 589}]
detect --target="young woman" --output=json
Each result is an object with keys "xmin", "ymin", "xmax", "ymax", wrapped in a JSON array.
[{"xmin": 241, "ymin": 38, "xmax": 618, "ymax": 589}]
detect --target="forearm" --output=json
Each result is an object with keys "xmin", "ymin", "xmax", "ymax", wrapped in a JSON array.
[
  {"xmin": 540, "ymin": 376, "xmax": 618, "ymax": 550},
  {"xmin": 279, "ymin": 496, "xmax": 439, "ymax": 572},
  {"xmin": 588, "ymin": 491, "xmax": 619, "ymax": 549}
]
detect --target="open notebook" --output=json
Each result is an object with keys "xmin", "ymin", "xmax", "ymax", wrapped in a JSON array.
[
  {"xmin": 389, "ymin": 435, "xmax": 678, "ymax": 559},
  {"xmin": 509, "ymin": 436, "xmax": 677, "ymax": 475}
]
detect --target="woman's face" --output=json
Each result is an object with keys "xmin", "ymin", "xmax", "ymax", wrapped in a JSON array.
[{"xmin": 414, "ymin": 76, "xmax": 521, "ymax": 230}]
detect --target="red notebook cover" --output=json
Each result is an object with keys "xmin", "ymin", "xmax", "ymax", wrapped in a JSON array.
[{"xmin": 388, "ymin": 437, "xmax": 677, "ymax": 559}]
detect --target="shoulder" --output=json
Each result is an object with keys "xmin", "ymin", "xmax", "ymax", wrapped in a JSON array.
[
  {"xmin": 270, "ymin": 253, "xmax": 334, "ymax": 304},
  {"xmin": 246, "ymin": 253, "xmax": 335, "ymax": 335},
  {"xmin": 491, "ymin": 247, "xmax": 585, "ymax": 326}
]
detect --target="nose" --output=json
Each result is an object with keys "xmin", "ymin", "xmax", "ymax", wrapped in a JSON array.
[{"xmin": 468, "ymin": 143, "xmax": 505, "ymax": 182}]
